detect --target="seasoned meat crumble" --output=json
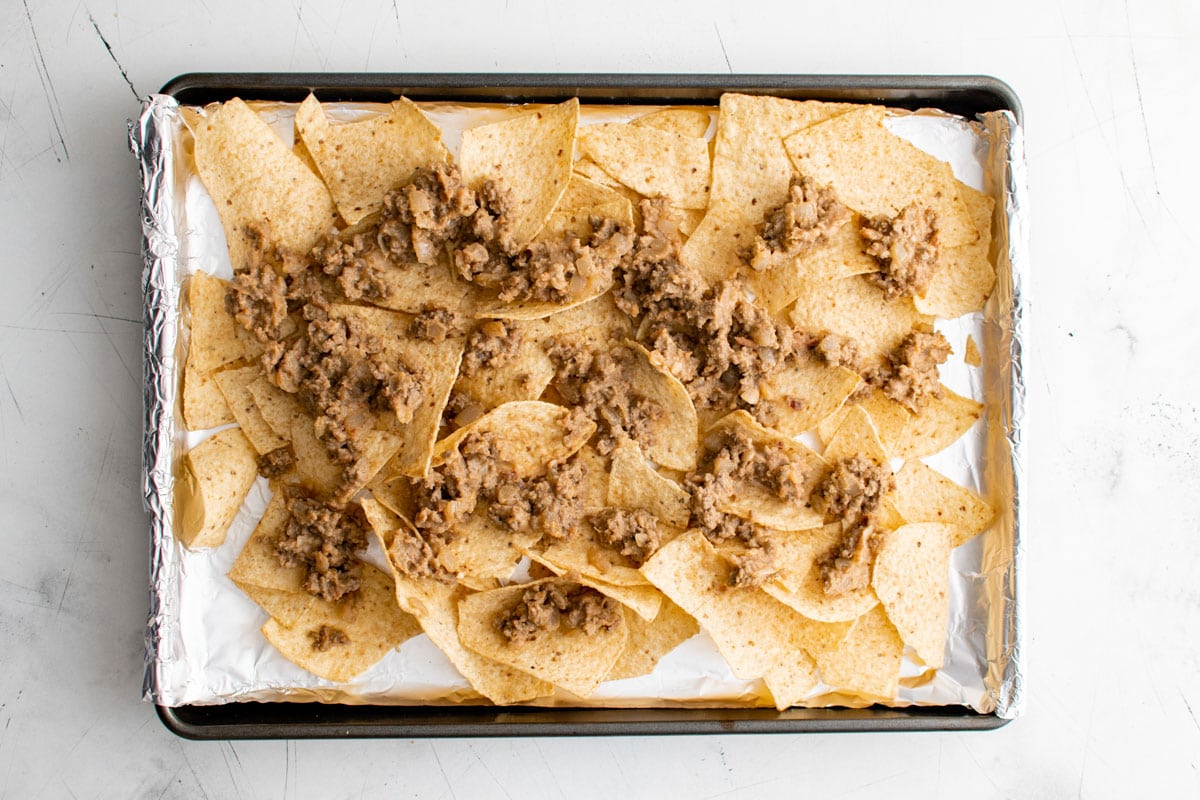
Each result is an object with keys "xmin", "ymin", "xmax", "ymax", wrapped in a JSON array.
[
  {"xmin": 748, "ymin": 175, "xmax": 852, "ymax": 270},
  {"xmin": 868, "ymin": 331, "xmax": 952, "ymax": 412},
  {"xmin": 497, "ymin": 583, "xmax": 621, "ymax": 644},
  {"xmin": 861, "ymin": 203, "xmax": 939, "ymax": 300},
  {"xmin": 274, "ymin": 489, "xmax": 369, "ymax": 603},
  {"xmin": 309, "ymin": 625, "xmax": 350, "ymax": 652},
  {"xmin": 591, "ymin": 507, "xmax": 662, "ymax": 566}
]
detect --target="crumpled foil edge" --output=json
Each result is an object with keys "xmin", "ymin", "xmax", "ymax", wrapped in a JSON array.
[{"xmin": 130, "ymin": 94, "xmax": 183, "ymax": 703}]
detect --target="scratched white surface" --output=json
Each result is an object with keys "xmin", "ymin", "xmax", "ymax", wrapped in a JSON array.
[{"xmin": 1, "ymin": 0, "xmax": 1197, "ymax": 797}]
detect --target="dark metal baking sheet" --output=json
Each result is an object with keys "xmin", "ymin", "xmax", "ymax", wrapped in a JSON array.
[{"xmin": 153, "ymin": 72, "xmax": 1020, "ymax": 740}]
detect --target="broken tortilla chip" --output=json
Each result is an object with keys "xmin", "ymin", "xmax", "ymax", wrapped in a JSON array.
[
  {"xmin": 607, "ymin": 438, "xmax": 691, "ymax": 528},
  {"xmin": 891, "ymin": 385, "xmax": 983, "ymax": 460},
  {"xmin": 606, "ymin": 597, "xmax": 699, "ymax": 681},
  {"xmin": 176, "ymin": 427, "xmax": 259, "ymax": 549},
  {"xmin": 214, "ymin": 365, "xmax": 288, "ymax": 455},
  {"xmin": 892, "ymin": 460, "xmax": 995, "ymax": 547},
  {"xmin": 187, "ymin": 272, "xmax": 261, "ymax": 373},
  {"xmin": 915, "ymin": 183, "xmax": 997, "ymax": 317},
  {"xmin": 812, "ymin": 604, "xmax": 904, "ymax": 701},
  {"xmin": 578, "ymin": 123, "xmax": 712, "ymax": 210},
  {"xmin": 755, "ymin": 359, "xmax": 861, "ymax": 438},
  {"xmin": 181, "ymin": 354, "xmax": 234, "ymax": 430},
  {"xmin": 630, "ymin": 107, "xmax": 712, "ymax": 139},
  {"xmin": 872, "ymin": 522, "xmax": 957, "ymax": 669}
]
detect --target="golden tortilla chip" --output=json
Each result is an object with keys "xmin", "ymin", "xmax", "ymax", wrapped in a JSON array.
[
  {"xmin": 193, "ymin": 98, "xmax": 338, "ymax": 270},
  {"xmin": 759, "ymin": 525, "xmax": 879, "ymax": 623},
  {"xmin": 892, "ymin": 386, "xmax": 983, "ymax": 460},
  {"xmin": 624, "ymin": 341, "xmax": 699, "ymax": 470},
  {"xmin": 357, "ymin": 250, "xmax": 478, "ymax": 316},
  {"xmin": 680, "ymin": 95, "xmax": 853, "ymax": 283},
  {"xmin": 294, "ymin": 94, "xmax": 450, "ymax": 225},
  {"xmin": 214, "ymin": 365, "xmax": 288, "ymax": 455},
  {"xmin": 707, "ymin": 411, "xmax": 827, "ymax": 531},
  {"xmin": 607, "ymin": 438, "xmax": 691, "ymax": 527},
  {"xmin": 783, "ymin": 106, "xmax": 976, "ymax": 248},
  {"xmin": 432, "ymin": 400, "xmax": 594, "ymax": 477},
  {"xmin": 452, "ymin": 320, "xmax": 558, "ymax": 414},
  {"xmin": 578, "ymin": 123, "xmax": 711, "ymax": 210},
  {"xmin": 227, "ymin": 492, "xmax": 301, "ymax": 591},
  {"xmin": 630, "ymin": 108, "xmax": 713, "ymax": 139},
  {"xmin": 176, "ymin": 428, "xmax": 259, "ymax": 549},
  {"xmin": 872, "ymin": 522, "xmax": 956, "ymax": 668},
  {"xmin": 816, "ymin": 388, "xmax": 912, "ymax": 455},
  {"xmin": 606, "ymin": 597, "xmax": 699, "ymax": 681},
  {"xmin": 440, "ymin": 511, "xmax": 538, "ymax": 591},
  {"xmin": 539, "ymin": 291, "xmax": 633, "ymax": 340},
  {"xmin": 187, "ymin": 272, "xmax": 261, "ymax": 373},
  {"xmin": 366, "ymin": 470, "xmax": 414, "ymax": 520},
  {"xmin": 181, "ymin": 355, "xmax": 234, "ymax": 430},
  {"xmin": 812, "ymin": 605, "xmax": 903, "ymax": 701},
  {"xmin": 741, "ymin": 217, "xmax": 878, "ymax": 314},
  {"xmin": 789, "ymin": 275, "xmax": 933, "ymax": 367},
  {"xmin": 822, "ymin": 404, "xmax": 890, "ymax": 467},
  {"xmin": 456, "ymin": 580, "xmax": 630, "ymax": 697},
  {"xmin": 640, "ymin": 531, "xmax": 826, "ymax": 710},
  {"xmin": 246, "ymin": 376, "xmax": 304, "ymax": 438},
  {"xmin": 459, "ymin": 99, "xmax": 579, "ymax": 249},
  {"xmin": 252, "ymin": 562, "xmax": 422, "ymax": 682},
  {"xmin": 964, "ymin": 335, "xmax": 982, "ymax": 367},
  {"xmin": 539, "ymin": 173, "xmax": 635, "ymax": 242},
  {"xmin": 892, "ymin": 460, "xmax": 994, "ymax": 547},
  {"xmin": 755, "ymin": 360, "xmax": 861, "ymax": 438},
  {"xmin": 915, "ymin": 183, "xmax": 997, "ymax": 317}
]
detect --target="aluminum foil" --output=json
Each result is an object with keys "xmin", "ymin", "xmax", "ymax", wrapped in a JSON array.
[{"xmin": 133, "ymin": 93, "xmax": 1027, "ymax": 716}]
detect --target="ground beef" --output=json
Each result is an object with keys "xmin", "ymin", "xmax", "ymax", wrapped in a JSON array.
[
  {"xmin": 409, "ymin": 306, "xmax": 461, "ymax": 343},
  {"xmin": 861, "ymin": 203, "xmax": 939, "ymax": 300},
  {"xmin": 313, "ymin": 231, "xmax": 388, "ymax": 302},
  {"xmin": 726, "ymin": 545, "xmax": 778, "ymax": 589},
  {"xmin": 813, "ymin": 333, "xmax": 862, "ymax": 372},
  {"xmin": 273, "ymin": 489, "xmax": 368, "ymax": 602},
  {"xmin": 818, "ymin": 521, "xmax": 886, "ymax": 596},
  {"xmin": 460, "ymin": 320, "xmax": 521, "ymax": 377},
  {"xmin": 686, "ymin": 470, "xmax": 761, "ymax": 546},
  {"xmin": 591, "ymin": 508, "xmax": 661, "ymax": 566},
  {"xmin": 488, "ymin": 457, "xmax": 586, "ymax": 541},
  {"xmin": 868, "ymin": 331, "xmax": 952, "ymax": 412},
  {"xmin": 256, "ymin": 445, "xmax": 295, "ymax": 479},
  {"xmin": 613, "ymin": 200, "xmax": 806, "ymax": 413},
  {"xmin": 812, "ymin": 456, "xmax": 895, "ymax": 525},
  {"xmin": 497, "ymin": 582, "xmax": 621, "ymax": 644},
  {"xmin": 441, "ymin": 389, "xmax": 486, "ymax": 430},
  {"xmin": 748, "ymin": 176, "xmax": 851, "ymax": 270},
  {"xmin": 380, "ymin": 163, "xmax": 491, "ymax": 265},
  {"xmin": 547, "ymin": 342, "xmax": 664, "ymax": 456},
  {"xmin": 225, "ymin": 225, "xmax": 290, "ymax": 341},
  {"xmin": 309, "ymin": 625, "xmax": 350, "ymax": 652},
  {"xmin": 710, "ymin": 428, "xmax": 810, "ymax": 502},
  {"xmin": 494, "ymin": 219, "xmax": 633, "ymax": 304},
  {"xmin": 388, "ymin": 520, "xmax": 450, "ymax": 582}
]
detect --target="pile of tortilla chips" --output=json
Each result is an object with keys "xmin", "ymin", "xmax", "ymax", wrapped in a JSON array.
[{"xmin": 177, "ymin": 93, "xmax": 998, "ymax": 709}]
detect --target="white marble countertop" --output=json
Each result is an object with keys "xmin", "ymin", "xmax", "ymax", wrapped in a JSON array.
[{"xmin": 2, "ymin": 0, "xmax": 1197, "ymax": 796}]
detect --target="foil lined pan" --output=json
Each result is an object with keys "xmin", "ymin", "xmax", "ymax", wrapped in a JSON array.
[{"xmin": 133, "ymin": 90, "xmax": 1026, "ymax": 719}]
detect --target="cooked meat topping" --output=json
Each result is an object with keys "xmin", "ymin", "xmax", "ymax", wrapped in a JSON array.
[
  {"xmin": 256, "ymin": 445, "xmax": 295, "ymax": 479},
  {"xmin": 413, "ymin": 431, "xmax": 585, "ymax": 541},
  {"xmin": 548, "ymin": 342, "xmax": 664, "ymax": 456},
  {"xmin": 314, "ymin": 231, "xmax": 388, "ymax": 302},
  {"xmin": 379, "ymin": 163, "xmax": 494, "ymax": 265},
  {"xmin": 710, "ymin": 428, "xmax": 810, "ymax": 502},
  {"xmin": 812, "ymin": 456, "xmax": 895, "ymax": 525},
  {"xmin": 309, "ymin": 625, "xmax": 350, "ymax": 652},
  {"xmin": 494, "ymin": 221, "xmax": 633, "ymax": 304},
  {"xmin": 497, "ymin": 583, "xmax": 621, "ymax": 644},
  {"xmin": 868, "ymin": 331, "xmax": 951, "ymax": 412},
  {"xmin": 726, "ymin": 546, "xmax": 778, "ymax": 589},
  {"xmin": 388, "ymin": 520, "xmax": 451, "ymax": 582},
  {"xmin": 409, "ymin": 306, "xmax": 461, "ymax": 343},
  {"xmin": 613, "ymin": 201, "xmax": 806, "ymax": 413},
  {"xmin": 461, "ymin": 320, "xmax": 521, "ymax": 377},
  {"xmin": 748, "ymin": 176, "xmax": 851, "ymax": 270},
  {"xmin": 226, "ymin": 225, "xmax": 290, "ymax": 341},
  {"xmin": 591, "ymin": 508, "xmax": 661, "ymax": 566},
  {"xmin": 813, "ymin": 333, "xmax": 862, "ymax": 372},
  {"xmin": 441, "ymin": 389, "xmax": 486, "ymax": 430},
  {"xmin": 273, "ymin": 489, "xmax": 368, "ymax": 602},
  {"xmin": 686, "ymin": 470, "xmax": 761, "ymax": 546},
  {"xmin": 861, "ymin": 203, "xmax": 939, "ymax": 300},
  {"xmin": 819, "ymin": 521, "xmax": 886, "ymax": 596}
]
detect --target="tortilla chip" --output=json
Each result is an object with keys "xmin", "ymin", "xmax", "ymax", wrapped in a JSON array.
[
  {"xmin": 741, "ymin": 217, "xmax": 878, "ymax": 314},
  {"xmin": 755, "ymin": 360, "xmax": 861, "ymax": 438},
  {"xmin": 176, "ymin": 428, "xmax": 258, "ymax": 549},
  {"xmin": 892, "ymin": 460, "xmax": 995, "ymax": 547},
  {"xmin": 539, "ymin": 291, "xmax": 633, "ymax": 341},
  {"xmin": 294, "ymin": 95, "xmax": 450, "ymax": 225},
  {"xmin": 187, "ymin": 272, "xmax": 261, "ymax": 373},
  {"xmin": 630, "ymin": 108, "xmax": 713, "ymax": 139},
  {"xmin": 892, "ymin": 386, "xmax": 983, "ymax": 459},
  {"xmin": 539, "ymin": 173, "xmax": 635, "ymax": 242},
  {"xmin": 822, "ymin": 404, "xmax": 890, "ymax": 467},
  {"xmin": 578, "ymin": 123, "xmax": 711, "ymax": 210},
  {"xmin": 358, "ymin": 250, "xmax": 478, "ymax": 316},
  {"xmin": 214, "ymin": 365, "xmax": 288, "ymax": 454},
  {"xmin": 789, "ymin": 275, "xmax": 933, "ymax": 367},
  {"xmin": 618, "ymin": 341, "xmax": 700, "ymax": 471},
  {"xmin": 707, "ymin": 410, "xmax": 827, "ymax": 531},
  {"xmin": 181, "ymin": 355, "xmax": 234, "ymax": 430},
  {"xmin": 452, "ymin": 320, "xmax": 557, "ymax": 414},
  {"xmin": 459, "ymin": 99, "xmax": 579, "ymax": 249},
  {"xmin": 432, "ymin": 400, "xmax": 594, "ymax": 477},
  {"xmin": 640, "ymin": 531, "xmax": 826, "ymax": 710},
  {"xmin": 915, "ymin": 183, "xmax": 997, "ymax": 317},
  {"xmin": 245, "ymin": 376, "xmax": 304, "ymax": 438},
  {"xmin": 783, "ymin": 106, "xmax": 976, "ymax": 248},
  {"xmin": 816, "ymin": 388, "xmax": 912, "ymax": 456},
  {"xmin": 607, "ymin": 439, "xmax": 691, "ymax": 527},
  {"xmin": 456, "ymin": 580, "xmax": 630, "ymax": 697},
  {"xmin": 812, "ymin": 605, "xmax": 903, "ymax": 701},
  {"xmin": 366, "ymin": 470, "xmax": 414, "ymax": 520},
  {"xmin": 871, "ymin": 522, "xmax": 957, "ymax": 668},
  {"xmin": 680, "ymin": 95, "xmax": 853, "ymax": 283},
  {"xmin": 759, "ymin": 525, "xmax": 879, "ymax": 623},
  {"xmin": 606, "ymin": 597, "xmax": 699, "ymax": 681},
  {"xmin": 964, "ymin": 335, "xmax": 982, "ymax": 367},
  {"xmin": 193, "ymin": 98, "xmax": 338, "ymax": 270},
  {"xmin": 227, "ymin": 491, "xmax": 301, "ymax": 590},
  {"xmin": 439, "ymin": 511, "xmax": 537, "ymax": 591}
]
